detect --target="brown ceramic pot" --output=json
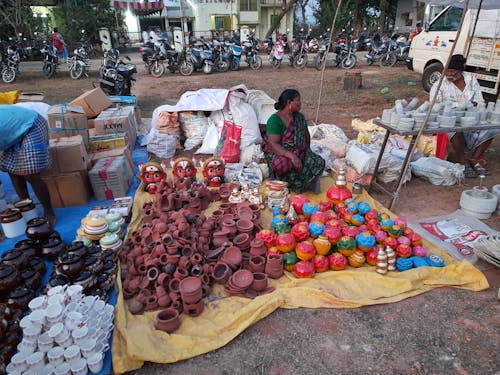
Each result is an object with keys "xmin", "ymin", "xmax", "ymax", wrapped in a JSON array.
[
  {"xmin": 212, "ymin": 262, "xmax": 232, "ymax": 285},
  {"xmin": 182, "ymin": 299, "xmax": 204, "ymax": 317},
  {"xmin": 179, "ymin": 276, "xmax": 202, "ymax": 304},
  {"xmin": 248, "ymin": 255, "xmax": 266, "ymax": 273},
  {"xmin": 155, "ymin": 308, "xmax": 180, "ymax": 333},
  {"xmin": 251, "ymin": 272, "xmax": 268, "ymax": 292}
]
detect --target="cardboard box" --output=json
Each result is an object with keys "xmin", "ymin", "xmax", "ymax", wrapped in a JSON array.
[
  {"xmin": 18, "ymin": 92, "xmax": 45, "ymax": 102},
  {"xmin": 46, "ymin": 135, "xmax": 90, "ymax": 174},
  {"xmin": 89, "ymin": 155, "xmax": 134, "ymax": 201},
  {"xmin": 42, "ymin": 171, "xmax": 92, "ymax": 208},
  {"xmin": 89, "ymin": 146, "xmax": 134, "ymax": 173},
  {"xmin": 47, "ymin": 104, "xmax": 89, "ymax": 147},
  {"xmin": 88, "ymin": 126, "xmax": 136, "ymax": 152},
  {"xmin": 94, "ymin": 106, "xmax": 137, "ymax": 134},
  {"xmin": 70, "ymin": 88, "xmax": 112, "ymax": 118},
  {"xmin": 110, "ymin": 196, "xmax": 133, "ymax": 220},
  {"xmin": 87, "ymin": 118, "xmax": 95, "ymax": 129}
]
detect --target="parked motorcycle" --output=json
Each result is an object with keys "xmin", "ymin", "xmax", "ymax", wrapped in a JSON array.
[
  {"xmin": 225, "ymin": 38, "xmax": 242, "ymax": 71},
  {"xmin": 188, "ymin": 37, "xmax": 215, "ymax": 74},
  {"xmin": 40, "ymin": 41, "xmax": 59, "ymax": 79},
  {"xmin": 268, "ymin": 35, "xmax": 285, "ymax": 69},
  {"xmin": 2, "ymin": 44, "xmax": 20, "ymax": 83},
  {"xmin": 242, "ymin": 32, "xmax": 262, "ymax": 70},
  {"xmin": 314, "ymin": 32, "xmax": 357, "ymax": 70},
  {"xmin": 212, "ymin": 40, "xmax": 230, "ymax": 72},
  {"xmin": 139, "ymin": 39, "xmax": 169, "ymax": 77},
  {"xmin": 68, "ymin": 44, "xmax": 91, "ymax": 79},
  {"xmin": 98, "ymin": 49, "xmax": 136, "ymax": 96},
  {"xmin": 164, "ymin": 47, "xmax": 194, "ymax": 76},
  {"xmin": 364, "ymin": 33, "xmax": 389, "ymax": 65}
]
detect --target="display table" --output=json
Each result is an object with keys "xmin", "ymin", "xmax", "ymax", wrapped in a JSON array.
[{"xmin": 369, "ymin": 119, "xmax": 500, "ymax": 210}]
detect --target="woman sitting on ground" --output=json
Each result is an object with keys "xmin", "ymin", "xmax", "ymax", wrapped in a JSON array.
[{"xmin": 263, "ymin": 89, "xmax": 325, "ymax": 193}]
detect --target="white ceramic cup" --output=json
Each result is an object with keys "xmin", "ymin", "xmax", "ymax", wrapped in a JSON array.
[
  {"xmin": 42, "ymin": 362, "xmax": 56, "ymax": 375},
  {"xmin": 69, "ymin": 357, "xmax": 88, "ymax": 375},
  {"xmin": 47, "ymin": 346, "xmax": 65, "ymax": 366},
  {"xmin": 20, "ymin": 315, "xmax": 35, "ymax": 330},
  {"xmin": 47, "ymin": 285, "xmax": 66, "ymax": 297},
  {"xmin": 5, "ymin": 362, "xmax": 22, "ymax": 375},
  {"xmin": 28, "ymin": 296, "xmax": 47, "ymax": 311},
  {"xmin": 17, "ymin": 338, "xmax": 38, "ymax": 355},
  {"xmin": 91, "ymin": 299, "xmax": 105, "ymax": 314},
  {"xmin": 71, "ymin": 326, "xmax": 89, "ymax": 346},
  {"xmin": 65, "ymin": 284, "xmax": 83, "ymax": 303},
  {"xmin": 49, "ymin": 322, "xmax": 68, "ymax": 343},
  {"xmin": 10, "ymin": 352, "xmax": 29, "ymax": 373},
  {"xmin": 47, "ymin": 294, "xmax": 65, "ymax": 306},
  {"xmin": 53, "ymin": 362, "xmax": 71, "ymax": 375},
  {"xmin": 80, "ymin": 295, "xmax": 98, "ymax": 310},
  {"xmin": 25, "ymin": 351, "xmax": 45, "ymax": 371},
  {"xmin": 64, "ymin": 301, "xmax": 78, "ymax": 314},
  {"xmin": 94, "ymin": 341, "xmax": 110, "ymax": 355},
  {"xmin": 46, "ymin": 303, "xmax": 64, "ymax": 324},
  {"xmin": 86, "ymin": 352, "xmax": 104, "ymax": 374},
  {"xmin": 63, "ymin": 344, "xmax": 81, "ymax": 363},
  {"xmin": 80, "ymin": 338, "xmax": 97, "ymax": 358},
  {"xmin": 23, "ymin": 324, "xmax": 42, "ymax": 341},
  {"xmin": 37, "ymin": 332, "xmax": 54, "ymax": 353},
  {"xmin": 28, "ymin": 309, "xmax": 46, "ymax": 327},
  {"xmin": 64, "ymin": 311, "xmax": 83, "ymax": 331}
]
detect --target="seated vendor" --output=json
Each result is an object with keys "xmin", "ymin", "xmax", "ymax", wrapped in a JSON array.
[
  {"xmin": 264, "ymin": 89, "xmax": 325, "ymax": 193},
  {"xmin": 429, "ymin": 54, "xmax": 499, "ymax": 177}
]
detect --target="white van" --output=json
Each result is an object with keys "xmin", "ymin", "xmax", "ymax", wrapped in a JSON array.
[{"xmin": 406, "ymin": 5, "xmax": 500, "ymax": 97}]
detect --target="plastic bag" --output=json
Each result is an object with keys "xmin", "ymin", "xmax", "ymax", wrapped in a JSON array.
[
  {"xmin": 410, "ymin": 157, "xmax": 464, "ymax": 186},
  {"xmin": 238, "ymin": 164, "xmax": 264, "ymax": 188},
  {"xmin": 228, "ymin": 90, "xmax": 262, "ymax": 149},
  {"xmin": 146, "ymin": 127, "xmax": 177, "ymax": 160},
  {"xmin": 215, "ymin": 121, "xmax": 242, "ymax": 163},
  {"xmin": 178, "ymin": 111, "xmax": 210, "ymax": 150},
  {"xmin": 240, "ymin": 144, "xmax": 264, "ymax": 165}
]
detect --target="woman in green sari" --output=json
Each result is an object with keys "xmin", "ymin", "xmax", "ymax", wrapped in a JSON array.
[{"xmin": 264, "ymin": 89, "xmax": 325, "ymax": 193}]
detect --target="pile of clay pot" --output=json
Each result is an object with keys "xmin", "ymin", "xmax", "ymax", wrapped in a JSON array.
[{"xmin": 119, "ymin": 179, "xmax": 282, "ymax": 333}]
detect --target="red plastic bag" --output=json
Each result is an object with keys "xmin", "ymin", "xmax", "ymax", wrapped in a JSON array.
[{"xmin": 215, "ymin": 120, "xmax": 242, "ymax": 163}]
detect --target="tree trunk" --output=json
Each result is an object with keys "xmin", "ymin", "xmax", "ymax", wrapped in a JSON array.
[{"xmin": 264, "ymin": 0, "xmax": 298, "ymax": 38}]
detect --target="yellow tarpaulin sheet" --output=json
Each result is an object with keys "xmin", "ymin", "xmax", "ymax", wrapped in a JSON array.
[{"xmin": 112, "ymin": 175, "xmax": 489, "ymax": 374}]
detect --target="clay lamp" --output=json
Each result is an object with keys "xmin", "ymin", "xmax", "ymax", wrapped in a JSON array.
[
  {"xmin": 25, "ymin": 217, "xmax": 53, "ymax": 240},
  {"xmin": 357, "ymin": 201, "xmax": 371, "ymax": 215},
  {"xmin": 326, "ymin": 169, "xmax": 352, "ymax": 205}
]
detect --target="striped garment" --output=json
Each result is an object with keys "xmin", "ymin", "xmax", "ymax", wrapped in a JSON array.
[{"xmin": 0, "ymin": 114, "xmax": 50, "ymax": 175}]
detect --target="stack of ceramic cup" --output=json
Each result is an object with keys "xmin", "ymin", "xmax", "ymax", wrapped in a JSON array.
[
  {"xmin": 7, "ymin": 285, "xmax": 114, "ymax": 375},
  {"xmin": 104, "ymin": 211, "xmax": 126, "ymax": 239},
  {"xmin": 77, "ymin": 214, "xmax": 109, "ymax": 241}
]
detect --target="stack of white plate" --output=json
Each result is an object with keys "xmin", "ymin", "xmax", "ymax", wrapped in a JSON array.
[
  {"xmin": 460, "ymin": 116, "xmax": 477, "ymax": 127},
  {"xmin": 398, "ymin": 117, "xmax": 414, "ymax": 131},
  {"xmin": 381, "ymin": 109, "xmax": 393, "ymax": 124},
  {"xmin": 437, "ymin": 115, "xmax": 456, "ymax": 128},
  {"xmin": 474, "ymin": 235, "xmax": 500, "ymax": 267}
]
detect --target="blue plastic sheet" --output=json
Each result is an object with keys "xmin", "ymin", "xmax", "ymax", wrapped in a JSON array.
[{"xmin": 0, "ymin": 139, "xmax": 147, "ymax": 374}]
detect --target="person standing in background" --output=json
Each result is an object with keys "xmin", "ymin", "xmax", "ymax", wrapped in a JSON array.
[
  {"xmin": 409, "ymin": 22, "xmax": 422, "ymax": 41},
  {"xmin": 52, "ymin": 27, "xmax": 68, "ymax": 62},
  {"xmin": 0, "ymin": 106, "xmax": 56, "ymax": 226}
]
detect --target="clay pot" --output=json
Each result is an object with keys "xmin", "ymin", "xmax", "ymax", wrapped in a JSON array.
[
  {"xmin": 128, "ymin": 299, "xmax": 144, "ymax": 315},
  {"xmin": 173, "ymin": 267, "xmax": 189, "ymax": 280},
  {"xmin": 29, "ymin": 257, "xmax": 46, "ymax": 275},
  {"xmin": 7, "ymin": 286, "xmax": 34, "ymax": 310},
  {"xmin": 73, "ymin": 270, "xmax": 95, "ymax": 291},
  {"xmin": 145, "ymin": 295, "xmax": 159, "ymax": 310},
  {"xmin": 249, "ymin": 239, "xmax": 267, "ymax": 256},
  {"xmin": 248, "ymin": 255, "xmax": 266, "ymax": 273},
  {"xmin": 147, "ymin": 267, "xmax": 160, "ymax": 281},
  {"xmin": 25, "ymin": 217, "xmax": 53, "ymax": 240},
  {"xmin": 39, "ymin": 237, "xmax": 66, "ymax": 260},
  {"xmin": 65, "ymin": 241, "xmax": 87, "ymax": 258},
  {"xmin": 136, "ymin": 289, "xmax": 151, "ymax": 304},
  {"xmin": 191, "ymin": 264, "xmax": 203, "ymax": 277},
  {"xmin": 190, "ymin": 253, "xmax": 203, "ymax": 266},
  {"xmin": 265, "ymin": 253, "xmax": 284, "ymax": 279},
  {"xmin": 182, "ymin": 299, "xmax": 204, "ymax": 317},
  {"xmin": 13, "ymin": 239, "xmax": 38, "ymax": 258},
  {"xmin": 58, "ymin": 253, "xmax": 85, "ymax": 278},
  {"xmin": 168, "ymin": 278, "xmax": 181, "ymax": 293},
  {"xmin": 179, "ymin": 276, "xmax": 203, "ymax": 304},
  {"xmin": 232, "ymin": 269, "xmax": 254, "ymax": 289},
  {"xmin": 20, "ymin": 268, "xmax": 42, "ymax": 290},
  {"xmin": 181, "ymin": 245, "xmax": 195, "ymax": 258},
  {"xmin": 233, "ymin": 233, "xmax": 251, "ymax": 250},
  {"xmin": 236, "ymin": 219, "xmax": 254, "ymax": 234},
  {"xmin": 221, "ymin": 219, "xmax": 237, "ymax": 237},
  {"xmin": 155, "ymin": 308, "xmax": 180, "ymax": 333},
  {"xmin": 221, "ymin": 247, "xmax": 242, "ymax": 270},
  {"xmin": 212, "ymin": 262, "xmax": 232, "ymax": 285},
  {"xmin": 212, "ymin": 229, "xmax": 231, "ymax": 248},
  {"xmin": 158, "ymin": 293, "xmax": 172, "ymax": 308},
  {"xmin": 251, "ymin": 272, "xmax": 268, "ymax": 292},
  {"xmin": 0, "ymin": 264, "xmax": 21, "ymax": 292}
]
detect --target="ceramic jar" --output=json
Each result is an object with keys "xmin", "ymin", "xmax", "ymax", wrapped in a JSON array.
[
  {"xmin": 58, "ymin": 253, "xmax": 85, "ymax": 278},
  {"xmin": 155, "ymin": 308, "xmax": 180, "ymax": 333},
  {"xmin": 39, "ymin": 237, "xmax": 66, "ymax": 260},
  {"xmin": 25, "ymin": 216, "xmax": 53, "ymax": 240},
  {"xmin": 0, "ymin": 264, "xmax": 21, "ymax": 292},
  {"xmin": 14, "ymin": 199, "xmax": 39, "ymax": 223},
  {"xmin": 1, "ymin": 248, "xmax": 28, "ymax": 269},
  {"xmin": 265, "ymin": 253, "xmax": 284, "ymax": 279},
  {"xmin": 179, "ymin": 277, "xmax": 203, "ymax": 304},
  {"xmin": 0, "ymin": 208, "xmax": 26, "ymax": 238}
]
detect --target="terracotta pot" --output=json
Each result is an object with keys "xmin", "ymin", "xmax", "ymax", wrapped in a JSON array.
[
  {"xmin": 249, "ymin": 239, "xmax": 267, "ymax": 256},
  {"xmin": 190, "ymin": 253, "xmax": 203, "ymax": 266},
  {"xmin": 179, "ymin": 276, "xmax": 203, "ymax": 304},
  {"xmin": 181, "ymin": 245, "xmax": 194, "ymax": 258},
  {"xmin": 221, "ymin": 219, "xmax": 237, "ymax": 237},
  {"xmin": 251, "ymin": 272, "xmax": 268, "ymax": 292},
  {"xmin": 158, "ymin": 294, "xmax": 172, "ymax": 308},
  {"xmin": 191, "ymin": 264, "xmax": 203, "ymax": 277},
  {"xmin": 155, "ymin": 308, "xmax": 180, "ymax": 333},
  {"xmin": 212, "ymin": 262, "xmax": 232, "ymax": 285},
  {"xmin": 145, "ymin": 295, "xmax": 159, "ymax": 310},
  {"xmin": 236, "ymin": 219, "xmax": 254, "ymax": 234},
  {"xmin": 182, "ymin": 299, "xmax": 204, "ymax": 317},
  {"xmin": 173, "ymin": 267, "xmax": 189, "ymax": 280},
  {"xmin": 128, "ymin": 299, "xmax": 144, "ymax": 315},
  {"xmin": 178, "ymin": 256, "xmax": 191, "ymax": 270},
  {"xmin": 265, "ymin": 253, "xmax": 284, "ymax": 279},
  {"xmin": 136, "ymin": 289, "xmax": 151, "ymax": 304},
  {"xmin": 248, "ymin": 255, "xmax": 266, "ymax": 273},
  {"xmin": 212, "ymin": 229, "xmax": 231, "ymax": 248},
  {"xmin": 233, "ymin": 233, "xmax": 250, "ymax": 250},
  {"xmin": 221, "ymin": 246, "xmax": 242, "ymax": 270},
  {"xmin": 168, "ymin": 278, "xmax": 181, "ymax": 293},
  {"xmin": 147, "ymin": 267, "xmax": 160, "ymax": 281}
]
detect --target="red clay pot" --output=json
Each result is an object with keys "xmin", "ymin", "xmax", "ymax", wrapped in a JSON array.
[
  {"xmin": 155, "ymin": 308, "xmax": 180, "ymax": 333},
  {"xmin": 251, "ymin": 272, "xmax": 268, "ymax": 292},
  {"xmin": 182, "ymin": 299, "xmax": 204, "ymax": 317},
  {"xmin": 212, "ymin": 262, "xmax": 232, "ymax": 284}
]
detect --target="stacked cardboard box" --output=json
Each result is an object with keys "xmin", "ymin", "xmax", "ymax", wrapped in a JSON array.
[
  {"xmin": 89, "ymin": 106, "xmax": 137, "ymax": 152},
  {"xmin": 89, "ymin": 155, "xmax": 134, "ymax": 201}
]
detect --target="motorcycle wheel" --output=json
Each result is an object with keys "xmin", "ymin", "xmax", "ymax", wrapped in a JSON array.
[
  {"xmin": 250, "ymin": 55, "xmax": 262, "ymax": 70},
  {"xmin": 293, "ymin": 54, "xmax": 307, "ymax": 69},
  {"xmin": 179, "ymin": 61, "xmax": 194, "ymax": 76},
  {"xmin": 70, "ymin": 64, "xmax": 85, "ymax": 80},
  {"xmin": 216, "ymin": 58, "xmax": 229, "ymax": 73},
  {"xmin": 379, "ymin": 54, "xmax": 397, "ymax": 67},
  {"xmin": 203, "ymin": 63, "xmax": 212, "ymax": 74},
  {"xmin": 314, "ymin": 55, "xmax": 326, "ymax": 71},
  {"xmin": 150, "ymin": 62, "xmax": 165, "ymax": 78},
  {"xmin": 2, "ymin": 67, "xmax": 16, "ymax": 84},
  {"xmin": 271, "ymin": 58, "xmax": 281, "ymax": 69},
  {"xmin": 229, "ymin": 60, "xmax": 240, "ymax": 71},
  {"xmin": 341, "ymin": 53, "xmax": 357, "ymax": 69},
  {"xmin": 43, "ymin": 63, "xmax": 55, "ymax": 79}
]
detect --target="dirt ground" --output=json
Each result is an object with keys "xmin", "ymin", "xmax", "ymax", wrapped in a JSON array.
[{"xmin": 6, "ymin": 55, "xmax": 500, "ymax": 374}]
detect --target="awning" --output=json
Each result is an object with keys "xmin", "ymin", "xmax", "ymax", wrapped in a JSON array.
[{"xmin": 113, "ymin": 0, "xmax": 164, "ymax": 16}]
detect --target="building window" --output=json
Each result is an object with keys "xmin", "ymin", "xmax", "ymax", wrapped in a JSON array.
[
  {"xmin": 240, "ymin": 0, "xmax": 257, "ymax": 11},
  {"xmin": 212, "ymin": 15, "xmax": 232, "ymax": 30},
  {"xmin": 271, "ymin": 14, "xmax": 280, "ymax": 28}
]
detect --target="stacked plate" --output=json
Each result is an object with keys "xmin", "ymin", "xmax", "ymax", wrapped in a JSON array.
[
  {"xmin": 437, "ymin": 115, "xmax": 456, "ymax": 128},
  {"xmin": 397, "ymin": 117, "xmax": 414, "ymax": 131},
  {"xmin": 460, "ymin": 116, "xmax": 477, "ymax": 127},
  {"xmin": 473, "ymin": 235, "xmax": 500, "ymax": 267}
]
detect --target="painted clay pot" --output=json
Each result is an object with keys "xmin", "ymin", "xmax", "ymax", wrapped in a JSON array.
[
  {"xmin": 295, "ymin": 241, "xmax": 316, "ymax": 261},
  {"xmin": 348, "ymin": 250, "xmax": 366, "ymax": 268},
  {"xmin": 293, "ymin": 260, "xmax": 316, "ymax": 278},
  {"xmin": 291, "ymin": 222, "xmax": 310, "ymax": 242},
  {"xmin": 313, "ymin": 236, "xmax": 331, "ymax": 256},
  {"xmin": 328, "ymin": 252, "xmax": 347, "ymax": 271},
  {"xmin": 312, "ymin": 255, "xmax": 329, "ymax": 273},
  {"xmin": 155, "ymin": 308, "xmax": 181, "ymax": 333},
  {"xmin": 275, "ymin": 233, "xmax": 296, "ymax": 253}
]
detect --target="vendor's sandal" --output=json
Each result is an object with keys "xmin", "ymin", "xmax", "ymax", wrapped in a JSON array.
[
  {"xmin": 472, "ymin": 163, "xmax": 490, "ymax": 176},
  {"xmin": 464, "ymin": 166, "xmax": 478, "ymax": 178}
]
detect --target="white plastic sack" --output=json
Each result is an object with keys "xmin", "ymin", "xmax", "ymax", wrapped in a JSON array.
[
  {"xmin": 410, "ymin": 156, "xmax": 465, "ymax": 186},
  {"xmin": 240, "ymin": 144, "xmax": 265, "ymax": 165},
  {"xmin": 14, "ymin": 102, "xmax": 50, "ymax": 120},
  {"xmin": 378, "ymin": 154, "xmax": 412, "ymax": 184},
  {"xmin": 310, "ymin": 123, "xmax": 350, "ymax": 144},
  {"xmin": 196, "ymin": 119, "xmax": 220, "ymax": 155},
  {"xmin": 345, "ymin": 142, "xmax": 379, "ymax": 175},
  {"xmin": 178, "ymin": 111, "xmax": 210, "ymax": 150},
  {"xmin": 228, "ymin": 90, "xmax": 262, "ymax": 150},
  {"xmin": 224, "ymin": 163, "xmax": 245, "ymax": 183},
  {"xmin": 146, "ymin": 127, "xmax": 177, "ymax": 160},
  {"xmin": 245, "ymin": 89, "xmax": 276, "ymax": 125},
  {"xmin": 310, "ymin": 143, "xmax": 334, "ymax": 173}
]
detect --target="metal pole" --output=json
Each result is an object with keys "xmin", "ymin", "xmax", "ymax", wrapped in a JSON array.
[{"xmin": 389, "ymin": 0, "xmax": 470, "ymax": 210}]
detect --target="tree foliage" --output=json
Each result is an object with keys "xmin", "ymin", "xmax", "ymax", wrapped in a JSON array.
[
  {"xmin": 264, "ymin": 0, "xmax": 299, "ymax": 38},
  {"xmin": 0, "ymin": 0, "xmax": 35, "ymax": 38}
]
